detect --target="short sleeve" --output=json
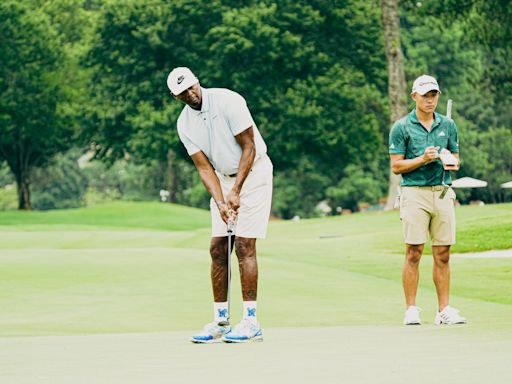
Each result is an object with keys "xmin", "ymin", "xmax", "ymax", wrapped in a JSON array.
[
  {"xmin": 177, "ymin": 119, "xmax": 200, "ymax": 156},
  {"xmin": 389, "ymin": 121, "xmax": 406, "ymax": 154},
  {"xmin": 225, "ymin": 92, "xmax": 254, "ymax": 136},
  {"xmin": 448, "ymin": 120, "xmax": 459, "ymax": 153}
]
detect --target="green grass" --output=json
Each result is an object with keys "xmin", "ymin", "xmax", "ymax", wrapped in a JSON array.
[
  {"xmin": 0, "ymin": 201, "xmax": 210, "ymax": 231},
  {"xmin": 0, "ymin": 201, "xmax": 511, "ymax": 336}
]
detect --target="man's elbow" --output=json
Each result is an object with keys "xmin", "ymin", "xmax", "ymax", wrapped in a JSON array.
[
  {"xmin": 243, "ymin": 142, "xmax": 256, "ymax": 156},
  {"xmin": 391, "ymin": 164, "xmax": 401, "ymax": 175}
]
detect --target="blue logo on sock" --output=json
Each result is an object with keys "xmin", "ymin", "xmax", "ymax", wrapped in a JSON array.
[
  {"xmin": 218, "ymin": 308, "xmax": 228, "ymax": 318},
  {"xmin": 247, "ymin": 308, "xmax": 256, "ymax": 317}
]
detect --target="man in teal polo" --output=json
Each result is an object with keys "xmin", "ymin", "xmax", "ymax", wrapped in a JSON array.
[{"xmin": 389, "ymin": 75, "xmax": 467, "ymax": 326}]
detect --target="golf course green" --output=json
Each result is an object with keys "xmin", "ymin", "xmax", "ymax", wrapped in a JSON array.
[
  {"xmin": 1, "ymin": 201, "xmax": 511, "ymax": 336},
  {"xmin": 1, "ymin": 202, "xmax": 512, "ymax": 383}
]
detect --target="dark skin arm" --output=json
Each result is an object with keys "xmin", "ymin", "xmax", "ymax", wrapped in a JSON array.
[
  {"xmin": 190, "ymin": 126, "xmax": 256, "ymax": 223},
  {"xmin": 390, "ymin": 147, "xmax": 459, "ymax": 175},
  {"xmin": 225, "ymin": 126, "xmax": 256, "ymax": 212},
  {"xmin": 191, "ymin": 151, "xmax": 231, "ymax": 223}
]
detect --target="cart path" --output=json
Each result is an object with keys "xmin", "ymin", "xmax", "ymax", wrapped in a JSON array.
[{"xmin": 452, "ymin": 249, "xmax": 512, "ymax": 258}]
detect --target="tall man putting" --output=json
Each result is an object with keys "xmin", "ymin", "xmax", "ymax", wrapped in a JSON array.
[
  {"xmin": 389, "ymin": 75, "xmax": 466, "ymax": 326},
  {"xmin": 167, "ymin": 67, "xmax": 273, "ymax": 343}
]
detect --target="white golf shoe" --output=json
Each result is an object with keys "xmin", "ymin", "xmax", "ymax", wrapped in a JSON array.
[
  {"xmin": 403, "ymin": 306, "xmax": 422, "ymax": 325},
  {"xmin": 190, "ymin": 321, "xmax": 231, "ymax": 343},
  {"xmin": 434, "ymin": 306, "xmax": 467, "ymax": 325},
  {"xmin": 222, "ymin": 319, "xmax": 263, "ymax": 343}
]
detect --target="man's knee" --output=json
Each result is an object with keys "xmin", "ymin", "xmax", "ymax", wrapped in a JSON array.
[
  {"xmin": 433, "ymin": 246, "xmax": 450, "ymax": 265},
  {"xmin": 405, "ymin": 245, "xmax": 423, "ymax": 265},
  {"xmin": 234, "ymin": 237, "xmax": 256, "ymax": 260},
  {"xmin": 210, "ymin": 238, "xmax": 228, "ymax": 264}
]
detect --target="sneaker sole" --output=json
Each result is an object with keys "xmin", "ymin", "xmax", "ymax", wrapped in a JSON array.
[
  {"xmin": 190, "ymin": 337, "xmax": 224, "ymax": 344},
  {"xmin": 223, "ymin": 335, "xmax": 264, "ymax": 343},
  {"xmin": 434, "ymin": 320, "xmax": 467, "ymax": 325}
]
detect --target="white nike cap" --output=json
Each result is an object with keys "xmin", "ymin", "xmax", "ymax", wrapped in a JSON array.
[
  {"xmin": 411, "ymin": 75, "xmax": 441, "ymax": 95},
  {"xmin": 167, "ymin": 67, "xmax": 199, "ymax": 95}
]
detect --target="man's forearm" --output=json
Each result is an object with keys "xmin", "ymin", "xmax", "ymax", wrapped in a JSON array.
[
  {"xmin": 392, "ymin": 156, "xmax": 427, "ymax": 175},
  {"xmin": 232, "ymin": 144, "xmax": 256, "ymax": 193},
  {"xmin": 197, "ymin": 167, "xmax": 225, "ymax": 204}
]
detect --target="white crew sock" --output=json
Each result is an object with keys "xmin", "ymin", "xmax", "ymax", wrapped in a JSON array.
[
  {"xmin": 214, "ymin": 302, "xmax": 229, "ymax": 324},
  {"xmin": 243, "ymin": 301, "xmax": 257, "ymax": 324}
]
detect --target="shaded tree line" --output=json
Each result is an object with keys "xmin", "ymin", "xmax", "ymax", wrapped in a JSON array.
[{"xmin": 0, "ymin": 0, "xmax": 510, "ymax": 214}]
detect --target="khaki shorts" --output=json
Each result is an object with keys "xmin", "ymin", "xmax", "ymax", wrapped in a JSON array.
[
  {"xmin": 399, "ymin": 186, "xmax": 456, "ymax": 246},
  {"xmin": 211, "ymin": 154, "xmax": 273, "ymax": 239}
]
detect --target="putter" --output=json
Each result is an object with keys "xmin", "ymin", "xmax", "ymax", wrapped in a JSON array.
[
  {"xmin": 446, "ymin": 99, "xmax": 452, "ymax": 119},
  {"xmin": 440, "ymin": 99, "xmax": 454, "ymax": 199},
  {"xmin": 218, "ymin": 211, "xmax": 235, "ymax": 326}
]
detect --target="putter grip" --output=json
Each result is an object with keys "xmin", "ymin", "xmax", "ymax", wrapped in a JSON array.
[{"xmin": 227, "ymin": 218, "xmax": 235, "ymax": 234}]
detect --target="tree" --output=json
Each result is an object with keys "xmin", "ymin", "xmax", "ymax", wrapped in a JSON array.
[
  {"xmin": 0, "ymin": 1, "xmax": 87, "ymax": 209},
  {"xmin": 412, "ymin": 0, "xmax": 511, "ymax": 102},
  {"xmin": 381, "ymin": 0, "xmax": 408, "ymax": 210},
  {"xmin": 326, "ymin": 164, "xmax": 384, "ymax": 212},
  {"xmin": 86, "ymin": 0, "xmax": 390, "ymax": 217},
  {"xmin": 85, "ymin": 0, "xmax": 225, "ymax": 203},
  {"xmin": 31, "ymin": 149, "xmax": 88, "ymax": 210}
]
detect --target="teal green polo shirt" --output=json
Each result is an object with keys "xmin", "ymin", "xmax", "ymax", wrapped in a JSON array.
[{"xmin": 389, "ymin": 109, "xmax": 459, "ymax": 186}]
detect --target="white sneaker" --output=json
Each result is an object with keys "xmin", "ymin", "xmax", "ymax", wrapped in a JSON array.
[
  {"xmin": 403, "ymin": 306, "xmax": 422, "ymax": 325},
  {"xmin": 435, "ymin": 306, "xmax": 467, "ymax": 325},
  {"xmin": 222, "ymin": 319, "xmax": 263, "ymax": 343},
  {"xmin": 190, "ymin": 322, "xmax": 231, "ymax": 343}
]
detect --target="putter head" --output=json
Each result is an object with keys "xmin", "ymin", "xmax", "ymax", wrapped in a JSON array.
[{"xmin": 217, "ymin": 320, "xmax": 230, "ymax": 327}]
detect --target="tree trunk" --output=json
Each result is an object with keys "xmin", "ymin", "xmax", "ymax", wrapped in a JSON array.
[
  {"xmin": 16, "ymin": 170, "xmax": 32, "ymax": 210},
  {"xmin": 381, "ymin": 0, "xmax": 409, "ymax": 210},
  {"xmin": 165, "ymin": 149, "xmax": 179, "ymax": 203}
]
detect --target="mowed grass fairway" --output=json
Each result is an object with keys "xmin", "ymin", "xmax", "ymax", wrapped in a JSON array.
[{"xmin": 1, "ymin": 202, "xmax": 511, "ymax": 383}]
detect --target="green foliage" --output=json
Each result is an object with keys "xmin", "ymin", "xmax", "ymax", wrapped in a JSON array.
[
  {"xmin": 272, "ymin": 159, "xmax": 331, "ymax": 219},
  {"xmin": 0, "ymin": 186, "xmax": 17, "ymax": 211},
  {"xmin": 0, "ymin": 2, "xmax": 64, "ymax": 161},
  {"xmin": 0, "ymin": 1, "xmax": 91, "ymax": 209},
  {"xmin": 81, "ymin": 154, "xmax": 208, "ymax": 207},
  {"xmin": 0, "ymin": 162, "xmax": 16, "ymax": 210},
  {"xmin": 1, "ymin": 0, "xmax": 509, "ymax": 215},
  {"xmin": 85, "ymin": 0, "xmax": 223, "ymax": 162},
  {"xmin": 457, "ymin": 127, "xmax": 512, "ymax": 203},
  {"xmin": 85, "ymin": 0, "xmax": 390, "ymax": 217},
  {"xmin": 30, "ymin": 149, "xmax": 88, "ymax": 210},
  {"xmin": 406, "ymin": 0, "xmax": 512, "ymax": 111},
  {"xmin": 179, "ymin": 173, "xmax": 211, "ymax": 210},
  {"xmin": 0, "ymin": 162, "xmax": 14, "ymax": 187},
  {"xmin": 326, "ymin": 164, "xmax": 385, "ymax": 212},
  {"xmin": 83, "ymin": 159, "xmax": 159, "ymax": 202}
]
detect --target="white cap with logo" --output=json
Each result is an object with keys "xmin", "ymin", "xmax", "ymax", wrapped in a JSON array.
[
  {"xmin": 411, "ymin": 75, "xmax": 441, "ymax": 95},
  {"xmin": 167, "ymin": 67, "xmax": 199, "ymax": 95}
]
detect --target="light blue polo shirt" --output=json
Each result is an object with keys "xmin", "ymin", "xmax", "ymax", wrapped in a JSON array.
[{"xmin": 177, "ymin": 87, "xmax": 267, "ymax": 175}]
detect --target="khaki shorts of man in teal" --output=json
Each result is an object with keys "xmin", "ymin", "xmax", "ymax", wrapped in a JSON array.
[{"xmin": 400, "ymin": 186, "xmax": 456, "ymax": 246}]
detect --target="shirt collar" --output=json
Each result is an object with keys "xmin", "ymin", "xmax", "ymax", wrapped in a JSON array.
[
  {"xmin": 188, "ymin": 87, "xmax": 209, "ymax": 115},
  {"xmin": 409, "ymin": 109, "xmax": 442, "ymax": 129}
]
